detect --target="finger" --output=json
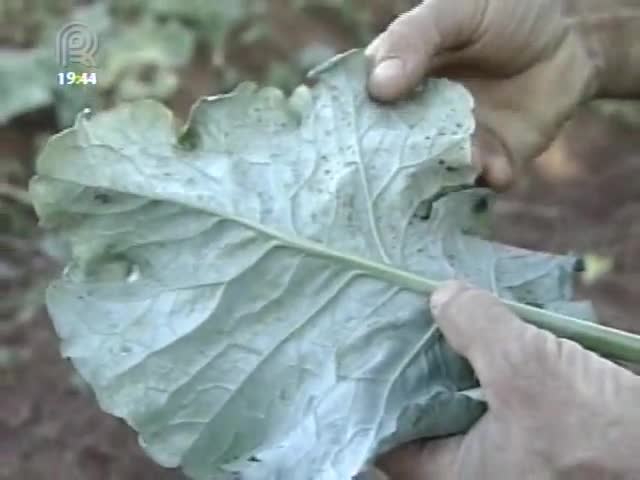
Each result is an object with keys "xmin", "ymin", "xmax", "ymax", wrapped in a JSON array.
[
  {"xmin": 430, "ymin": 282, "xmax": 555, "ymax": 396},
  {"xmin": 366, "ymin": 0, "xmax": 488, "ymax": 101},
  {"xmin": 376, "ymin": 436, "xmax": 463, "ymax": 480},
  {"xmin": 472, "ymin": 125, "xmax": 514, "ymax": 191},
  {"xmin": 353, "ymin": 466, "xmax": 389, "ymax": 480}
]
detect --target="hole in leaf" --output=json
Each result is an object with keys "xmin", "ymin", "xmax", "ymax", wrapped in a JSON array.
[
  {"xmin": 138, "ymin": 64, "xmax": 159, "ymax": 84},
  {"xmin": 178, "ymin": 126, "xmax": 200, "ymax": 151},
  {"xmin": 94, "ymin": 192, "xmax": 111, "ymax": 204},
  {"xmin": 472, "ymin": 197, "xmax": 489, "ymax": 214}
]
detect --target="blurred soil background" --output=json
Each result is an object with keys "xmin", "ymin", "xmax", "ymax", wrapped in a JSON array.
[{"xmin": 1, "ymin": 1, "xmax": 639, "ymax": 479}]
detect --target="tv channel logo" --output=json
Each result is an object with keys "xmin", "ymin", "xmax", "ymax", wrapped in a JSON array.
[{"xmin": 56, "ymin": 22, "xmax": 98, "ymax": 68}]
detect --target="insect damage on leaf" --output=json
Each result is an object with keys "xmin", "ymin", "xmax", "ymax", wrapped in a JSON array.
[{"xmin": 30, "ymin": 50, "xmax": 593, "ymax": 480}]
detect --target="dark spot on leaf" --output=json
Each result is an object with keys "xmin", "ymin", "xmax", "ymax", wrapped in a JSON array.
[
  {"xmin": 94, "ymin": 192, "xmax": 111, "ymax": 204},
  {"xmin": 414, "ymin": 200, "xmax": 434, "ymax": 221},
  {"xmin": 178, "ymin": 126, "xmax": 200, "ymax": 151},
  {"xmin": 138, "ymin": 65, "xmax": 159, "ymax": 84},
  {"xmin": 155, "ymin": 14, "xmax": 171, "ymax": 25},
  {"xmin": 445, "ymin": 166, "xmax": 458, "ymax": 173},
  {"xmin": 417, "ymin": 207, "xmax": 431, "ymax": 220},
  {"xmin": 573, "ymin": 258, "xmax": 586, "ymax": 273},
  {"xmin": 472, "ymin": 197, "xmax": 489, "ymax": 214},
  {"xmin": 248, "ymin": 456, "xmax": 261, "ymax": 463},
  {"xmin": 475, "ymin": 175, "xmax": 490, "ymax": 189},
  {"xmin": 437, "ymin": 159, "xmax": 445, "ymax": 166}
]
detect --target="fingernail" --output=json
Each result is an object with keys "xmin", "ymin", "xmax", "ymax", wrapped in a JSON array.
[
  {"xmin": 365, "ymin": 33, "xmax": 384, "ymax": 58},
  {"xmin": 430, "ymin": 281, "xmax": 464, "ymax": 316},
  {"xmin": 486, "ymin": 155, "xmax": 514, "ymax": 191},
  {"xmin": 364, "ymin": 41, "xmax": 377, "ymax": 58},
  {"xmin": 371, "ymin": 58, "xmax": 405, "ymax": 85}
]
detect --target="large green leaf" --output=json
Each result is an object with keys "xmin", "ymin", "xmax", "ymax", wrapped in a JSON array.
[{"xmin": 30, "ymin": 51, "xmax": 591, "ymax": 479}]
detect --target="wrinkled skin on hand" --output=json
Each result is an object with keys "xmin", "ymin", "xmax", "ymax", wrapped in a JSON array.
[
  {"xmin": 375, "ymin": 282, "xmax": 640, "ymax": 480},
  {"xmin": 366, "ymin": 0, "xmax": 599, "ymax": 189},
  {"xmin": 364, "ymin": 2, "xmax": 640, "ymax": 478}
]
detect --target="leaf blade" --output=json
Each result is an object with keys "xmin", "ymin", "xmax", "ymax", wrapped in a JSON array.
[{"xmin": 31, "ymin": 50, "xmax": 604, "ymax": 480}]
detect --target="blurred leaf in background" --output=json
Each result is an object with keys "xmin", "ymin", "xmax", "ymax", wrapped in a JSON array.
[
  {"xmin": 128, "ymin": 0, "xmax": 260, "ymax": 65},
  {"xmin": 0, "ymin": 0, "xmax": 74, "ymax": 47},
  {"xmin": 590, "ymin": 99, "xmax": 640, "ymax": 131},
  {"xmin": 0, "ymin": 0, "xmax": 72, "ymax": 124},
  {"xmin": 0, "ymin": 49, "xmax": 53, "ymax": 124}
]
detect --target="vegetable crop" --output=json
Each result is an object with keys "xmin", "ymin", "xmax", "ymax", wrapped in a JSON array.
[{"xmin": 30, "ymin": 50, "xmax": 640, "ymax": 480}]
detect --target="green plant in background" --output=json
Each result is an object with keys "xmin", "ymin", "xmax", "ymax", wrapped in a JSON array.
[
  {"xmin": 293, "ymin": 0, "xmax": 375, "ymax": 43},
  {"xmin": 0, "ymin": 49, "xmax": 53, "ymax": 124},
  {"xmin": 0, "ymin": 0, "xmax": 74, "ymax": 47},
  {"xmin": 0, "ymin": 0, "xmax": 355, "ymax": 127},
  {"xmin": 0, "ymin": 2, "xmax": 197, "ymax": 127},
  {"xmin": 122, "ymin": 0, "xmax": 261, "ymax": 66},
  {"xmin": 0, "ymin": 0, "xmax": 73, "ymax": 124},
  {"xmin": 0, "ymin": 153, "xmax": 52, "ymax": 325},
  {"xmin": 96, "ymin": 16, "xmax": 195, "ymax": 99},
  {"xmin": 57, "ymin": 4, "xmax": 196, "ymax": 122}
]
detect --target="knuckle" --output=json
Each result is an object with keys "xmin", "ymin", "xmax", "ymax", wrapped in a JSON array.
[
  {"xmin": 381, "ymin": 6, "xmax": 435, "ymax": 53},
  {"xmin": 437, "ymin": 287, "xmax": 503, "ymax": 353},
  {"xmin": 506, "ymin": 326, "xmax": 561, "ymax": 375},
  {"xmin": 438, "ymin": 287, "xmax": 483, "ymax": 322},
  {"xmin": 484, "ymin": 325, "xmax": 555, "ymax": 402}
]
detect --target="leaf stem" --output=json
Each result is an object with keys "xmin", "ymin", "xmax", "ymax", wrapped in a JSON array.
[
  {"xmin": 40, "ymin": 166, "xmax": 640, "ymax": 364},
  {"xmin": 287, "ymin": 234, "xmax": 640, "ymax": 364},
  {"xmin": 504, "ymin": 300, "xmax": 640, "ymax": 365},
  {"xmin": 276, "ymin": 228, "xmax": 640, "ymax": 364}
]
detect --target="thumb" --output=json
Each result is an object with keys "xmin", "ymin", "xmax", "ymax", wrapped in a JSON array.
[
  {"xmin": 472, "ymin": 126, "xmax": 514, "ymax": 191},
  {"xmin": 429, "ymin": 281, "xmax": 556, "ymax": 402},
  {"xmin": 376, "ymin": 436, "xmax": 463, "ymax": 480},
  {"xmin": 366, "ymin": 0, "xmax": 487, "ymax": 101}
]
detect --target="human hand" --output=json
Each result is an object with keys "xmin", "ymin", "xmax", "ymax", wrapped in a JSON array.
[
  {"xmin": 376, "ymin": 282, "xmax": 640, "ymax": 479},
  {"xmin": 365, "ymin": 0, "xmax": 600, "ymax": 189}
]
